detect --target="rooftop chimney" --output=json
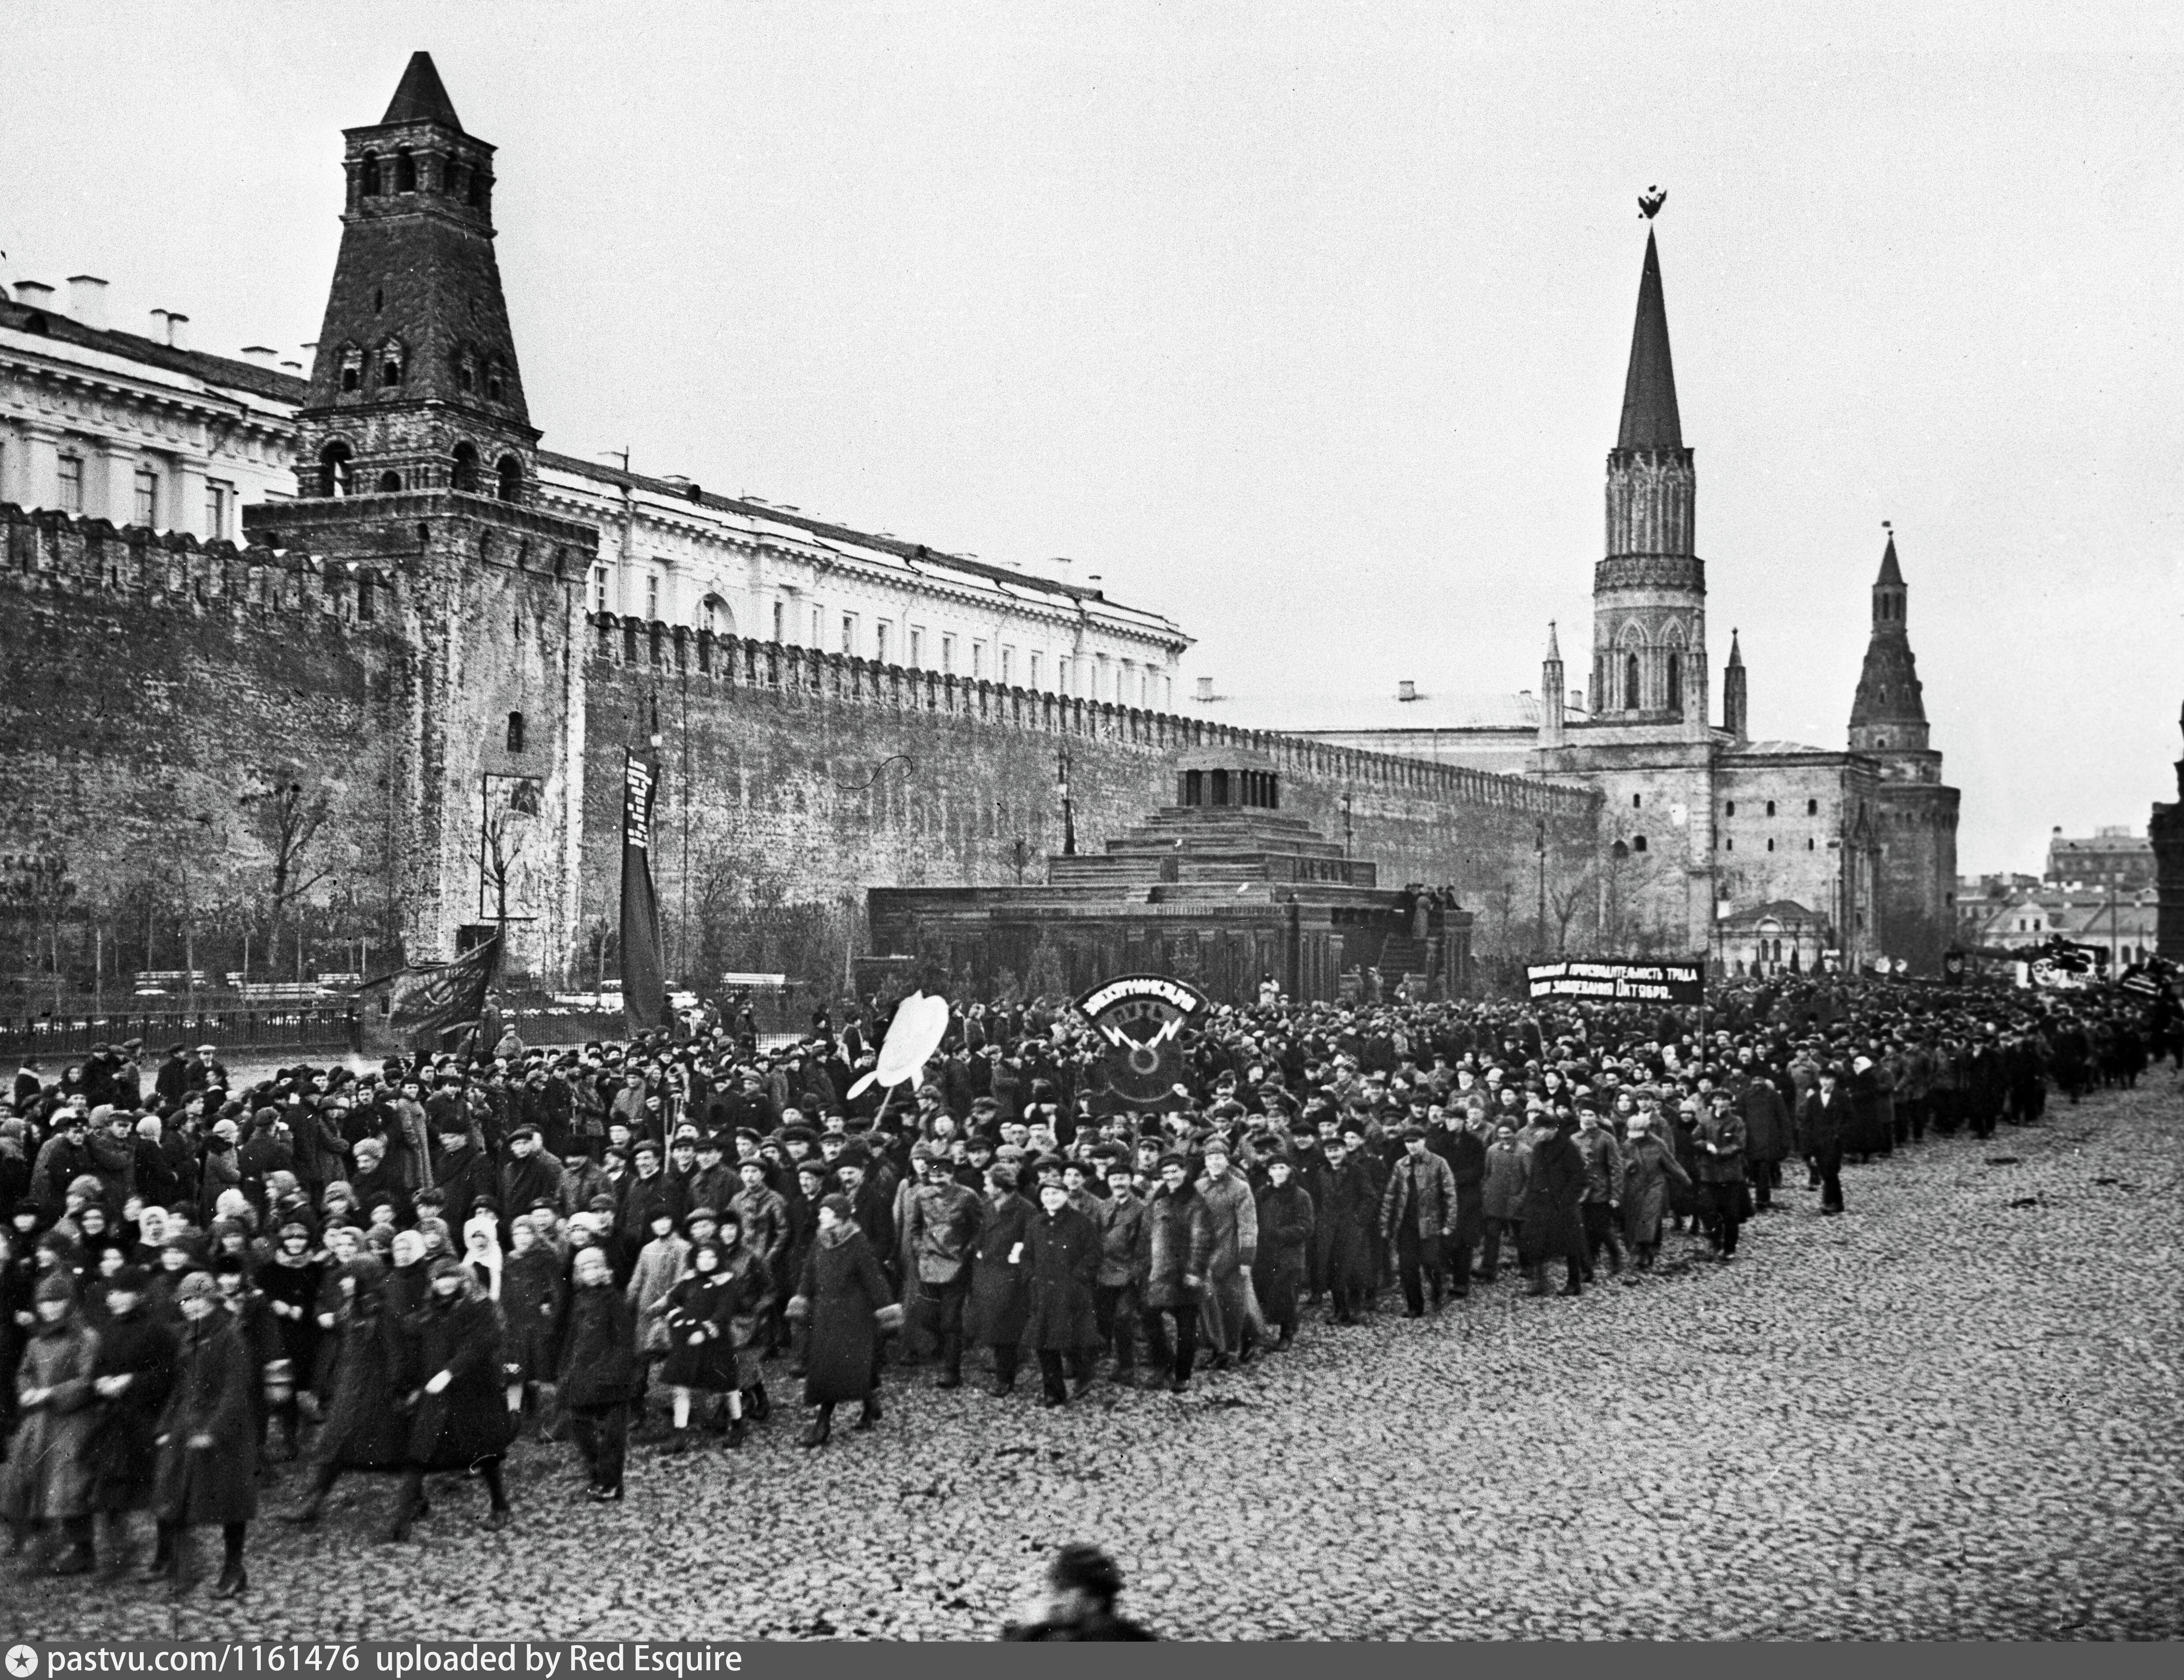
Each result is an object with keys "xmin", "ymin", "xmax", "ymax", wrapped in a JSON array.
[
  {"xmin": 150, "ymin": 309, "xmax": 190, "ymax": 348},
  {"xmin": 1397, "ymin": 679, "xmax": 1418, "ymax": 702},
  {"xmin": 65, "ymin": 276, "xmax": 109, "ymax": 330},
  {"xmin": 1195, "ymin": 676, "xmax": 1214, "ymax": 702},
  {"xmin": 13, "ymin": 281, "xmax": 56, "ymax": 313},
  {"xmin": 1570, "ymin": 689, "xmax": 1583, "ymax": 712},
  {"xmin": 239, "ymin": 345, "xmax": 279, "ymax": 368}
]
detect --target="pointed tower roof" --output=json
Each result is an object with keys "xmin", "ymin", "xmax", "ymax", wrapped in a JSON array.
[
  {"xmin": 1727, "ymin": 627, "xmax": 1743, "ymax": 668},
  {"xmin": 1544, "ymin": 620, "xmax": 1562, "ymax": 662},
  {"xmin": 1876, "ymin": 532, "xmax": 1904, "ymax": 587},
  {"xmin": 381, "ymin": 52, "xmax": 463, "ymax": 130},
  {"xmin": 1617, "ymin": 231, "xmax": 1683, "ymax": 451}
]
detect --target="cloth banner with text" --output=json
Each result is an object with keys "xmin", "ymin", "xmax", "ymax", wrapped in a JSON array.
[
  {"xmin": 1526, "ymin": 958, "xmax": 1705, "ymax": 1005},
  {"xmin": 620, "ymin": 750, "xmax": 670, "ymax": 1035}
]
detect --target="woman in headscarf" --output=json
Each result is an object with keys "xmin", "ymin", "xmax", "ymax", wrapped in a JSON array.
[
  {"xmin": 788, "ymin": 1194, "xmax": 896, "ymax": 1448},
  {"xmin": 1, "ymin": 1272, "xmax": 101, "ymax": 1575},
  {"xmin": 658, "ymin": 1238, "xmax": 739, "ymax": 1452}
]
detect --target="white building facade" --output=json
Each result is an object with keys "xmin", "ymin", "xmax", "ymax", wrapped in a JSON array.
[{"xmin": 1, "ymin": 279, "xmax": 302, "ymax": 541}]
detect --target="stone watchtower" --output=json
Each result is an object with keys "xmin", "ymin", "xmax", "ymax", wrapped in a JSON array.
[
  {"xmin": 1590, "ymin": 229, "xmax": 1709, "ymax": 736},
  {"xmin": 246, "ymin": 52, "xmax": 599, "ymax": 974},
  {"xmin": 1847, "ymin": 532, "xmax": 1959, "ymax": 967}
]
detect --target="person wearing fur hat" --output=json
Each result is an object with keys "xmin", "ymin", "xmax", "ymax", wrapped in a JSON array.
[
  {"xmin": 86, "ymin": 1265, "xmax": 177, "ymax": 1575},
  {"xmin": 2, "ymin": 1271, "xmax": 101, "ymax": 1574},
  {"xmin": 386, "ymin": 1258, "xmax": 514, "ymax": 1541},
  {"xmin": 788, "ymin": 1193, "xmax": 896, "ymax": 1446},
  {"xmin": 147, "ymin": 1270, "xmax": 257, "ymax": 1597}
]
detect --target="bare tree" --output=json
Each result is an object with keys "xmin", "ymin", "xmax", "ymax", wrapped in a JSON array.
[{"xmin": 240, "ymin": 773, "xmax": 333, "ymax": 941}]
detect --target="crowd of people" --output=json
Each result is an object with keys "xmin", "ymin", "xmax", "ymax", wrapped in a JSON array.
[{"xmin": 0, "ymin": 971, "xmax": 2172, "ymax": 1600}]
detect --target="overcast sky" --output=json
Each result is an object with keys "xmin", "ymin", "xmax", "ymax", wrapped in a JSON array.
[{"xmin": 7, "ymin": 1, "xmax": 2179, "ymax": 876}]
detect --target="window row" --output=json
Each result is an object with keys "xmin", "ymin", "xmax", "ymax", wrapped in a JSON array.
[
  {"xmin": 356, "ymin": 148, "xmax": 491, "ymax": 209},
  {"xmin": 1723, "ymin": 799, "xmax": 1821, "ymax": 817},
  {"xmin": 45, "ymin": 452, "xmax": 233, "ymax": 536},
  {"xmin": 316, "ymin": 441, "xmax": 523, "ymax": 501}
]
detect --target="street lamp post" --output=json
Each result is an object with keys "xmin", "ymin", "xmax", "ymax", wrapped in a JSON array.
[{"xmin": 1535, "ymin": 819, "xmax": 1547, "ymax": 956}]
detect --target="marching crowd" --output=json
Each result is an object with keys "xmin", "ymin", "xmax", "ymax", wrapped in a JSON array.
[{"xmin": 0, "ymin": 972, "xmax": 2172, "ymax": 1600}]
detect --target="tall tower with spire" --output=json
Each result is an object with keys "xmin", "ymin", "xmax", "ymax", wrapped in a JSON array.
[
  {"xmin": 247, "ymin": 53, "xmax": 599, "ymax": 973},
  {"xmin": 1590, "ymin": 229, "xmax": 1708, "ymax": 737},
  {"xmin": 1847, "ymin": 531, "xmax": 1936, "ymax": 773},
  {"xmin": 293, "ymin": 51, "xmax": 540, "ymax": 502}
]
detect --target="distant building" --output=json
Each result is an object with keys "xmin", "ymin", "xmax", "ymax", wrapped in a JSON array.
[
  {"xmin": 2043, "ymin": 825, "xmax": 2155, "ymax": 892},
  {"xmin": 1191, "ymin": 227, "xmax": 1962, "ymax": 971}
]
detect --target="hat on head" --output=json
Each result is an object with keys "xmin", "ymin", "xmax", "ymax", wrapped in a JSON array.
[
  {"xmin": 427, "ymin": 1256, "xmax": 468, "ymax": 1285},
  {"xmin": 818, "ymin": 1193, "xmax": 854, "ymax": 1221},
  {"xmin": 175, "ymin": 1271, "xmax": 217, "ymax": 1304},
  {"xmin": 34, "ymin": 1272, "xmax": 76, "ymax": 1305},
  {"xmin": 985, "ymin": 1162, "xmax": 1018, "ymax": 1190},
  {"xmin": 109, "ymin": 1264, "xmax": 150, "ymax": 1293}
]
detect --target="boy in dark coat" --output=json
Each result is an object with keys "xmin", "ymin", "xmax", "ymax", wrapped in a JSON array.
[
  {"xmin": 557, "ymin": 1245, "xmax": 638, "ymax": 1500},
  {"xmin": 1252, "ymin": 1157, "xmax": 1315, "ymax": 1348},
  {"xmin": 87, "ymin": 1266, "xmax": 176, "ymax": 1576},
  {"xmin": 149, "ymin": 1271, "xmax": 257, "ymax": 1598}
]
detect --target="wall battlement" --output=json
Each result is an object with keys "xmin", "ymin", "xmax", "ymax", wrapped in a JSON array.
[
  {"xmin": 581, "ymin": 611, "xmax": 1599, "ymax": 822},
  {"xmin": 2, "ymin": 501, "xmax": 396, "ymax": 631}
]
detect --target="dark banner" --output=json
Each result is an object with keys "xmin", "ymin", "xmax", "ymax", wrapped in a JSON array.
[
  {"xmin": 1526, "ymin": 958, "xmax": 1705, "ymax": 1005},
  {"xmin": 620, "ymin": 750, "xmax": 669, "ymax": 1036},
  {"xmin": 1076, "ymin": 973, "xmax": 1210, "ymax": 1109},
  {"xmin": 359, "ymin": 932, "xmax": 502, "ymax": 1057}
]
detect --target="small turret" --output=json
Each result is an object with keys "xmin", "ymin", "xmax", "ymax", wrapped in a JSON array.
[
  {"xmin": 1723, "ymin": 627, "xmax": 1747, "ymax": 742},
  {"xmin": 1540, "ymin": 621, "xmax": 1567, "ymax": 748}
]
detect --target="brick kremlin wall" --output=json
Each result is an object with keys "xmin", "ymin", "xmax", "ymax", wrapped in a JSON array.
[
  {"xmin": 1, "ymin": 501, "xmax": 1603, "ymax": 998},
  {"xmin": 0, "ymin": 504, "xmax": 409, "ymax": 979},
  {"xmin": 574, "ymin": 615, "xmax": 1601, "ymax": 989}
]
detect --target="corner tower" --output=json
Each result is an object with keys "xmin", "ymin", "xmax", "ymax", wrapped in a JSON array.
[
  {"xmin": 295, "ymin": 51, "xmax": 539, "ymax": 503},
  {"xmin": 1590, "ymin": 229, "xmax": 1708, "ymax": 736}
]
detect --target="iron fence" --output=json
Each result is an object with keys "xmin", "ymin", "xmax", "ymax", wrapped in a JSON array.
[{"xmin": 0, "ymin": 1007, "xmax": 361, "ymax": 1061}]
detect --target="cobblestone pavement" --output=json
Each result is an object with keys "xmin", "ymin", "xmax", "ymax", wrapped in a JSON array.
[{"xmin": 15, "ymin": 1081, "xmax": 2180, "ymax": 1641}]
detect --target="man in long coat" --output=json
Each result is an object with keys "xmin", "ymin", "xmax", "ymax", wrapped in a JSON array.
[
  {"xmin": 1518, "ymin": 1116, "xmax": 1588, "ymax": 1297},
  {"xmin": 1020, "ymin": 1181, "xmax": 1099, "ymax": 1405},
  {"xmin": 1378, "ymin": 1127, "xmax": 1457, "ymax": 1316}
]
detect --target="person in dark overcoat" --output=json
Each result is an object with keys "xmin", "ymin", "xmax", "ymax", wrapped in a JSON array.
[
  {"xmin": 1736, "ymin": 1066, "xmax": 1793, "ymax": 1209},
  {"xmin": 255, "ymin": 1217, "xmax": 321, "ymax": 1461},
  {"xmin": 658, "ymin": 1240, "xmax": 740, "ymax": 1450},
  {"xmin": 557, "ymin": 1245, "xmax": 637, "ymax": 1501},
  {"xmin": 1432, "ymin": 1114, "xmax": 1487, "ymax": 1298},
  {"xmin": 1019, "ymin": 1181, "xmax": 1098, "ymax": 1405},
  {"xmin": 1618, "ymin": 1113, "xmax": 1690, "ymax": 1271},
  {"xmin": 386, "ymin": 1258, "xmax": 515, "ymax": 1540},
  {"xmin": 2, "ymin": 1272, "xmax": 101, "ymax": 1575},
  {"xmin": 86, "ymin": 1266, "xmax": 176, "ymax": 1573},
  {"xmin": 149, "ymin": 1271, "xmax": 257, "ymax": 1598},
  {"xmin": 789, "ymin": 1194, "xmax": 896, "ymax": 1447},
  {"xmin": 965, "ymin": 1164, "xmax": 1035, "ymax": 1397},
  {"xmin": 1796, "ymin": 1065, "xmax": 1854, "ymax": 1214},
  {"xmin": 1252, "ymin": 1157, "xmax": 1315, "ymax": 1348},
  {"xmin": 1315, "ymin": 1137, "xmax": 1378, "ymax": 1324},
  {"xmin": 499, "ymin": 1214, "xmax": 565, "ymax": 1435},
  {"xmin": 1517, "ymin": 1116, "xmax": 1588, "ymax": 1297},
  {"xmin": 284, "ymin": 1254, "xmax": 412, "ymax": 1528},
  {"xmin": 1134, "ymin": 1156, "xmax": 1212, "ymax": 1391}
]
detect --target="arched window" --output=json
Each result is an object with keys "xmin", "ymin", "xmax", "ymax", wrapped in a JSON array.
[
  {"xmin": 376, "ymin": 471, "xmax": 401, "ymax": 493},
  {"xmin": 496, "ymin": 454, "xmax": 523, "ymax": 503},
  {"xmin": 318, "ymin": 442, "xmax": 353, "ymax": 498},
  {"xmin": 451, "ymin": 441, "xmax": 480, "ymax": 492},
  {"xmin": 1807, "ymin": 799, "xmax": 1818, "ymax": 815},
  {"xmin": 380, "ymin": 341, "xmax": 404, "ymax": 387},
  {"xmin": 506, "ymin": 711, "xmax": 526, "ymax": 753},
  {"xmin": 340, "ymin": 346, "xmax": 363, "ymax": 393},
  {"xmin": 456, "ymin": 352, "xmax": 476, "ymax": 393},
  {"xmin": 360, "ymin": 152, "xmax": 381, "ymax": 195},
  {"xmin": 469, "ymin": 171, "xmax": 490, "ymax": 210},
  {"xmin": 1624, "ymin": 653, "xmax": 1641, "ymax": 710},
  {"xmin": 702, "ymin": 594, "xmax": 734, "ymax": 637},
  {"xmin": 395, "ymin": 148, "xmax": 416, "ymax": 193},
  {"xmin": 1725, "ymin": 800, "xmax": 1736, "ymax": 816},
  {"xmin": 1765, "ymin": 800, "xmax": 1776, "ymax": 817},
  {"xmin": 1632, "ymin": 835, "xmax": 1648, "ymax": 853},
  {"xmin": 1665, "ymin": 651, "xmax": 1682, "ymax": 715},
  {"xmin": 485, "ymin": 361, "xmax": 505, "ymax": 402}
]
